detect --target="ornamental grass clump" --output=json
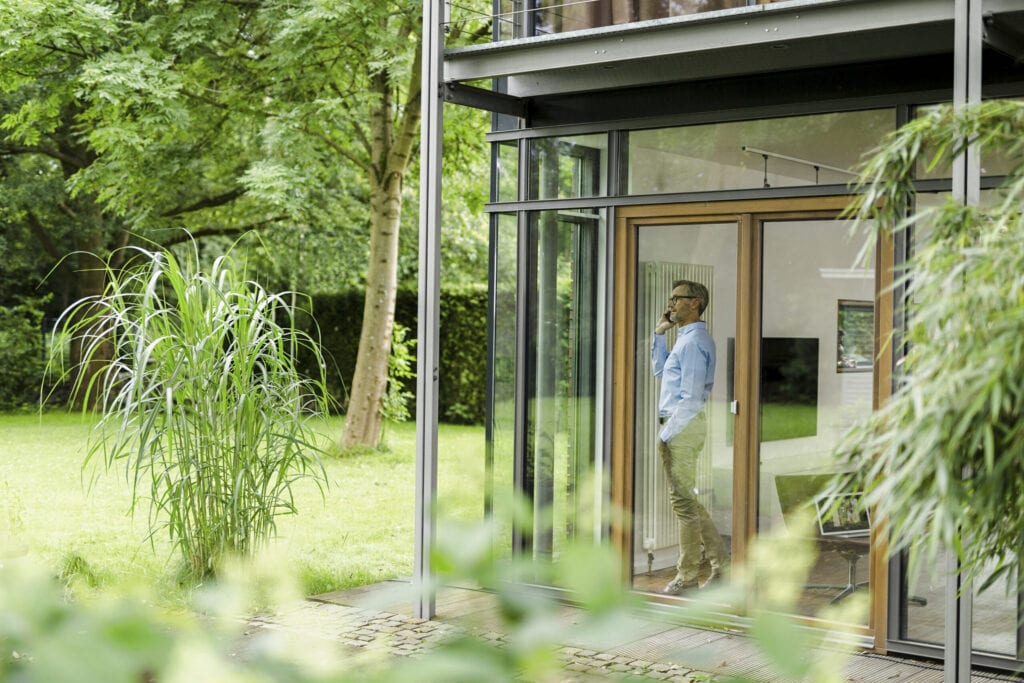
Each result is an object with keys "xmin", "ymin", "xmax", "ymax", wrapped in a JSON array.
[{"xmin": 51, "ymin": 244, "xmax": 330, "ymax": 581}]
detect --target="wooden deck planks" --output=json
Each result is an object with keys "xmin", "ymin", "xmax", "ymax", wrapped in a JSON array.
[{"xmin": 313, "ymin": 581, "xmax": 1024, "ymax": 682}]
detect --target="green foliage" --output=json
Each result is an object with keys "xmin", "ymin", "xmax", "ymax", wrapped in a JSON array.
[
  {"xmin": 831, "ymin": 99, "xmax": 1024, "ymax": 594},
  {"xmin": 0, "ymin": 296, "xmax": 49, "ymax": 410},
  {"xmin": 297, "ymin": 286, "xmax": 488, "ymax": 425},
  {"xmin": 438, "ymin": 285, "xmax": 489, "ymax": 425},
  {"xmin": 2, "ymin": 424, "xmax": 859, "ymax": 682},
  {"xmin": 1, "ymin": 0, "xmax": 487, "ymax": 349},
  {"xmin": 50, "ymin": 243, "xmax": 330, "ymax": 581},
  {"xmin": 381, "ymin": 322, "xmax": 416, "ymax": 427},
  {"xmin": 424, "ymin": 507, "xmax": 863, "ymax": 683},
  {"xmin": 57, "ymin": 552, "xmax": 100, "ymax": 590}
]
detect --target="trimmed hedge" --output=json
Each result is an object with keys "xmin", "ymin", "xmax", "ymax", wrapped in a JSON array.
[
  {"xmin": 0, "ymin": 299, "xmax": 48, "ymax": 411},
  {"xmin": 298, "ymin": 286, "xmax": 487, "ymax": 425}
]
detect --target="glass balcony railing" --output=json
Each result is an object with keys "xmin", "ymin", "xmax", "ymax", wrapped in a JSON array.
[{"xmin": 494, "ymin": 0, "xmax": 766, "ymax": 41}]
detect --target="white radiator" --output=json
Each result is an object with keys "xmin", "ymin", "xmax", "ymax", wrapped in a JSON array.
[{"xmin": 634, "ymin": 262, "xmax": 715, "ymax": 573}]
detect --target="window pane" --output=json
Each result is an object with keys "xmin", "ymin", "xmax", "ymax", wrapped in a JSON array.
[
  {"xmin": 758, "ymin": 218, "xmax": 875, "ymax": 626},
  {"xmin": 631, "ymin": 223, "xmax": 736, "ymax": 596},
  {"xmin": 628, "ymin": 110, "xmax": 894, "ymax": 195},
  {"xmin": 529, "ymin": 134, "xmax": 608, "ymax": 200},
  {"xmin": 494, "ymin": 140, "xmax": 519, "ymax": 203},
  {"xmin": 523, "ymin": 209, "xmax": 605, "ymax": 559},
  {"xmin": 902, "ymin": 550, "xmax": 1020, "ymax": 658},
  {"xmin": 489, "ymin": 212, "xmax": 519, "ymax": 560}
]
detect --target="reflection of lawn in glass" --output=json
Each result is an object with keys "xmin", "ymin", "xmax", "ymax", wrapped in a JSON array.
[{"xmin": 760, "ymin": 402, "xmax": 817, "ymax": 442}]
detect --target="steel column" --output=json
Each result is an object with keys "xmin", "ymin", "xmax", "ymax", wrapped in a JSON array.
[
  {"xmin": 414, "ymin": 0, "xmax": 446, "ymax": 620},
  {"xmin": 945, "ymin": 0, "xmax": 981, "ymax": 679}
]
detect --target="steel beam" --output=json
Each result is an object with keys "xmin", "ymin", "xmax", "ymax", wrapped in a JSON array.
[{"xmin": 442, "ymin": 82, "xmax": 529, "ymax": 119}]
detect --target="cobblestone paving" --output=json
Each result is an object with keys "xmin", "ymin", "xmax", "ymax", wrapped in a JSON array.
[{"xmin": 245, "ymin": 600, "xmax": 706, "ymax": 681}]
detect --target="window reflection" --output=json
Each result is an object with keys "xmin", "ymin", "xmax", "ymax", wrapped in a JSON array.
[
  {"xmin": 533, "ymin": 0, "xmax": 750, "ymax": 36},
  {"xmin": 529, "ymin": 134, "xmax": 608, "ymax": 200},
  {"xmin": 489, "ymin": 213, "xmax": 519, "ymax": 560},
  {"xmin": 628, "ymin": 110, "xmax": 893, "ymax": 195},
  {"xmin": 521, "ymin": 209, "xmax": 604, "ymax": 559}
]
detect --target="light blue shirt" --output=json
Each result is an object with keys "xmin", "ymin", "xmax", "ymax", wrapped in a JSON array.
[{"xmin": 651, "ymin": 321, "xmax": 715, "ymax": 442}]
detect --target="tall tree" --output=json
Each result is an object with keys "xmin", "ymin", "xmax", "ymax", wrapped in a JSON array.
[
  {"xmin": 0, "ymin": 0, "xmax": 280, "ymax": 403},
  {"xmin": 283, "ymin": 4, "xmax": 422, "ymax": 450},
  {"xmin": 254, "ymin": 1, "xmax": 488, "ymax": 448},
  {"xmin": 2, "ymin": 0, "xmax": 489, "ymax": 438}
]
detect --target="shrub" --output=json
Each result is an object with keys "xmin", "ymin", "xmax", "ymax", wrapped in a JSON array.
[
  {"xmin": 0, "ymin": 297, "xmax": 48, "ymax": 411},
  {"xmin": 51, "ymin": 244, "xmax": 330, "ymax": 581},
  {"xmin": 298, "ymin": 286, "xmax": 488, "ymax": 424}
]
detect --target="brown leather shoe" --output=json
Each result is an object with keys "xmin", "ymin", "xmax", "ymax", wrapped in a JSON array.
[
  {"xmin": 700, "ymin": 566, "xmax": 727, "ymax": 589},
  {"xmin": 662, "ymin": 577, "xmax": 699, "ymax": 595}
]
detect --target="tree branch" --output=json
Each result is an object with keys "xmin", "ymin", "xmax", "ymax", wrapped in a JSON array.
[
  {"xmin": 0, "ymin": 144, "xmax": 87, "ymax": 169},
  {"xmin": 156, "ymin": 215, "xmax": 289, "ymax": 247},
  {"xmin": 301, "ymin": 124, "xmax": 373, "ymax": 174},
  {"xmin": 38, "ymin": 41, "xmax": 91, "ymax": 60},
  {"xmin": 326, "ymin": 79, "xmax": 374, "ymax": 159},
  {"xmin": 24, "ymin": 211, "xmax": 65, "ymax": 262},
  {"xmin": 57, "ymin": 200, "xmax": 79, "ymax": 221},
  {"xmin": 161, "ymin": 188, "xmax": 246, "ymax": 217},
  {"xmin": 388, "ymin": 32, "xmax": 423, "ymax": 176}
]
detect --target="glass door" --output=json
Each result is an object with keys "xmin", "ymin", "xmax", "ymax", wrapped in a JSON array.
[
  {"xmin": 630, "ymin": 221, "xmax": 738, "ymax": 594},
  {"xmin": 618, "ymin": 199, "xmax": 885, "ymax": 634},
  {"xmin": 757, "ymin": 218, "xmax": 876, "ymax": 627}
]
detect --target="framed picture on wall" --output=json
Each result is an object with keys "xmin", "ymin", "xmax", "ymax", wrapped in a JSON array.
[{"xmin": 837, "ymin": 299, "xmax": 873, "ymax": 373}]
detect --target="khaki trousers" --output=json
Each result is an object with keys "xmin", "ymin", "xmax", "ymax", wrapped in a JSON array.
[{"xmin": 657, "ymin": 413, "xmax": 727, "ymax": 582}]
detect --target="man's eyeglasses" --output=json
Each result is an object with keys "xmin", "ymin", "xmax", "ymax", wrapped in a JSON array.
[{"xmin": 669, "ymin": 295, "xmax": 697, "ymax": 303}]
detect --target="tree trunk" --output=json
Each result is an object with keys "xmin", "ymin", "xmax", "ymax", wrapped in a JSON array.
[
  {"xmin": 339, "ymin": 33, "xmax": 422, "ymax": 450},
  {"xmin": 340, "ymin": 173, "xmax": 403, "ymax": 449}
]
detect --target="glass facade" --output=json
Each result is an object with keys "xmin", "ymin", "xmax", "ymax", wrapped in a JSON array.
[
  {"xmin": 483, "ymin": 94, "xmax": 1024, "ymax": 672},
  {"xmin": 489, "ymin": 208, "xmax": 607, "ymax": 560},
  {"xmin": 529, "ymin": 134, "xmax": 609, "ymax": 200},
  {"xmin": 627, "ymin": 110, "xmax": 894, "ymax": 195}
]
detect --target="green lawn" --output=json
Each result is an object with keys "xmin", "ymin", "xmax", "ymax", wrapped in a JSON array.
[{"xmin": 0, "ymin": 412, "xmax": 487, "ymax": 601}]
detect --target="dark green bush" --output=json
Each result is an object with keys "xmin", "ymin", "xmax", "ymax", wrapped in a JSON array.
[
  {"xmin": 298, "ymin": 285, "xmax": 488, "ymax": 424},
  {"xmin": 0, "ymin": 297, "xmax": 48, "ymax": 411}
]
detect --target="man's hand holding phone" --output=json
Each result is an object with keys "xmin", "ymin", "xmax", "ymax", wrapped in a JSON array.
[{"xmin": 655, "ymin": 309, "xmax": 675, "ymax": 335}]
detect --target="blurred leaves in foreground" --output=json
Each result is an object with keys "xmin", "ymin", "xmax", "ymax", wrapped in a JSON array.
[{"xmin": 2, "ymin": 510, "xmax": 863, "ymax": 682}]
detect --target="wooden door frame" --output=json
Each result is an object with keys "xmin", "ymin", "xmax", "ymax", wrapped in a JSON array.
[{"xmin": 610, "ymin": 196, "xmax": 893, "ymax": 646}]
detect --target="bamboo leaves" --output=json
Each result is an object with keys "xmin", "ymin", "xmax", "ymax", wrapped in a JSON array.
[{"xmin": 832, "ymin": 100, "xmax": 1024, "ymax": 593}]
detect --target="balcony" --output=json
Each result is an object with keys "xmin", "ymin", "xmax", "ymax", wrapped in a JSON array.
[
  {"xmin": 495, "ymin": 0, "xmax": 760, "ymax": 41},
  {"xmin": 446, "ymin": 0, "xmax": 1024, "ymax": 103}
]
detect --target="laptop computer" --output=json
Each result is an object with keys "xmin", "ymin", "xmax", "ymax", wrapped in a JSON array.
[{"xmin": 814, "ymin": 493, "xmax": 870, "ymax": 538}]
